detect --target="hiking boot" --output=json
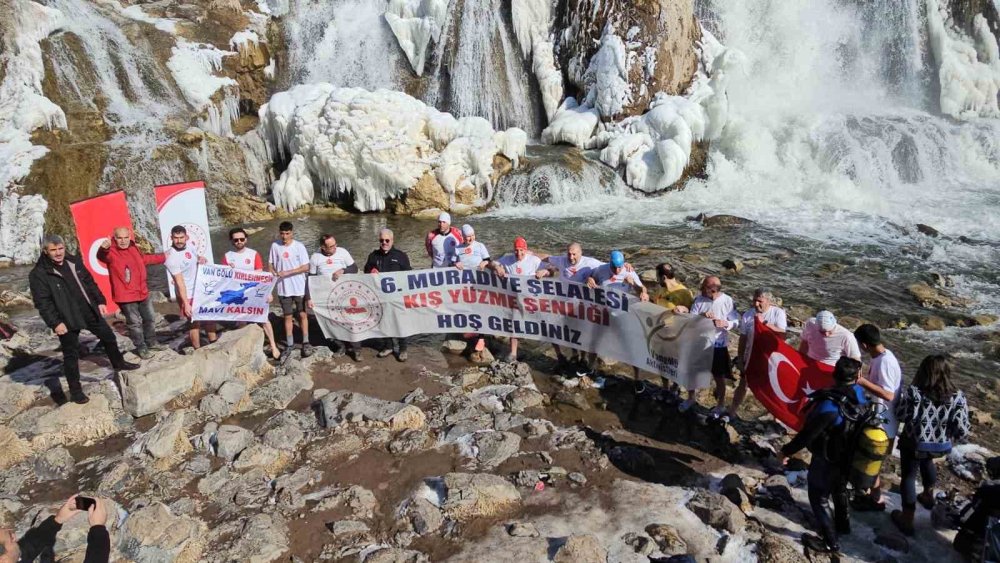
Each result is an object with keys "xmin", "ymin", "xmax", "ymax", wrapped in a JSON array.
[
  {"xmin": 279, "ymin": 347, "xmax": 294, "ymax": 364},
  {"xmin": 376, "ymin": 349, "xmax": 393, "ymax": 358},
  {"xmin": 917, "ymin": 491, "xmax": 936, "ymax": 510},
  {"xmin": 890, "ymin": 509, "xmax": 915, "ymax": 536},
  {"xmin": 301, "ymin": 344, "xmax": 315, "ymax": 358},
  {"xmin": 330, "ymin": 344, "xmax": 346, "ymax": 358},
  {"xmin": 802, "ymin": 533, "xmax": 838, "ymax": 554},
  {"xmin": 505, "ymin": 353, "xmax": 517, "ymax": 363},
  {"xmin": 678, "ymin": 398, "xmax": 697, "ymax": 413},
  {"xmin": 69, "ymin": 391, "xmax": 90, "ymax": 405},
  {"xmin": 148, "ymin": 343, "xmax": 169, "ymax": 352},
  {"xmin": 851, "ymin": 494, "xmax": 886, "ymax": 512},
  {"xmin": 348, "ymin": 348, "xmax": 362, "ymax": 362},
  {"xmin": 114, "ymin": 360, "xmax": 141, "ymax": 371},
  {"xmin": 137, "ymin": 347, "xmax": 154, "ymax": 360},
  {"xmin": 396, "ymin": 351, "xmax": 408, "ymax": 362}
]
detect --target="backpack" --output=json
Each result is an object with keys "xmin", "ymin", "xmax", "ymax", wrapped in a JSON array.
[{"xmin": 806, "ymin": 387, "xmax": 891, "ymax": 490}]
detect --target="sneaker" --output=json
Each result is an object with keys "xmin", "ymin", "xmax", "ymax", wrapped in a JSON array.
[
  {"xmin": 148, "ymin": 343, "xmax": 169, "ymax": 352},
  {"xmin": 69, "ymin": 391, "xmax": 90, "ymax": 405},
  {"xmin": 850, "ymin": 494, "xmax": 886, "ymax": 512},
  {"xmin": 376, "ymin": 349, "xmax": 393, "ymax": 358},
  {"xmin": 114, "ymin": 360, "xmax": 141, "ymax": 371},
  {"xmin": 679, "ymin": 398, "xmax": 697, "ymax": 413},
  {"xmin": 330, "ymin": 344, "xmax": 346, "ymax": 358},
  {"xmin": 801, "ymin": 533, "xmax": 838, "ymax": 554},
  {"xmin": 279, "ymin": 347, "xmax": 294, "ymax": 364},
  {"xmin": 396, "ymin": 351, "xmax": 408, "ymax": 362},
  {"xmin": 137, "ymin": 347, "xmax": 154, "ymax": 360},
  {"xmin": 505, "ymin": 353, "xmax": 517, "ymax": 363},
  {"xmin": 301, "ymin": 344, "xmax": 315, "ymax": 358},
  {"xmin": 348, "ymin": 348, "xmax": 362, "ymax": 362}
]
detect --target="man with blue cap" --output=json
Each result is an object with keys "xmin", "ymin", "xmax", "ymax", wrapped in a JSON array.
[{"xmin": 584, "ymin": 250, "xmax": 649, "ymax": 375}]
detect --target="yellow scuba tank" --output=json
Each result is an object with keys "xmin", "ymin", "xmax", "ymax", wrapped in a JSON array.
[{"xmin": 850, "ymin": 425, "xmax": 890, "ymax": 490}]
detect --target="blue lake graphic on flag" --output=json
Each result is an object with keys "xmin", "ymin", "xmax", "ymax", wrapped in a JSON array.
[{"xmin": 216, "ymin": 282, "xmax": 260, "ymax": 305}]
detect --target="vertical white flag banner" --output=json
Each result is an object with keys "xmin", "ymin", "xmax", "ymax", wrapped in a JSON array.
[{"xmin": 155, "ymin": 181, "xmax": 214, "ymax": 299}]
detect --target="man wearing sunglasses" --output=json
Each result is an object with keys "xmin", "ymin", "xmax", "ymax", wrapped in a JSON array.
[
  {"xmin": 684, "ymin": 276, "xmax": 739, "ymax": 416},
  {"xmin": 364, "ymin": 228, "xmax": 412, "ymax": 361},
  {"xmin": 307, "ymin": 234, "xmax": 360, "ymax": 360},
  {"xmin": 222, "ymin": 228, "xmax": 280, "ymax": 360}
]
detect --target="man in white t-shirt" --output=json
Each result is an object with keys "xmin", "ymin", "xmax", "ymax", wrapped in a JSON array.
[
  {"xmin": 852, "ymin": 323, "xmax": 903, "ymax": 511},
  {"xmin": 585, "ymin": 250, "xmax": 649, "ymax": 375},
  {"xmin": 685, "ymin": 276, "xmax": 739, "ymax": 416},
  {"xmin": 799, "ymin": 310, "xmax": 861, "ymax": 366},
  {"xmin": 493, "ymin": 236, "xmax": 543, "ymax": 362},
  {"xmin": 425, "ymin": 212, "xmax": 463, "ymax": 268},
  {"xmin": 731, "ymin": 287, "xmax": 788, "ymax": 420},
  {"xmin": 222, "ymin": 227, "xmax": 279, "ymax": 360},
  {"xmin": 450, "ymin": 224, "xmax": 491, "ymax": 270},
  {"xmin": 537, "ymin": 242, "xmax": 606, "ymax": 372},
  {"xmin": 268, "ymin": 221, "xmax": 312, "ymax": 362},
  {"xmin": 164, "ymin": 225, "xmax": 214, "ymax": 349},
  {"xmin": 306, "ymin": 234, "xmax": 359, "ymax": 360}
]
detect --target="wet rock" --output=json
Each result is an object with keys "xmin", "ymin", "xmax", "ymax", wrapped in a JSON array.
[
  {"xmin": 553, "ymin": 534, "xmax": 606, "ymax": 563},
  {"xmin": 473, "ymin": 431, "xmax": 521, "ymax": 468},
  {"xmin": 621, "ymin": 532, "xmax": 654, "ymax": 556},
  {"xmin": 120, "ymin": 326, "xmax": 268, "ymax": 417},
  {"xmin": 407, "ymin": 498, "xmax": 443, "ymax": 535},
  {"xmin": 128, "ymin": 410, "xmax": 191, "ymax": 463},
  {"xmin": 874, "ymin": 527, "xmax": 910, "ymax": 552},
  {"xmin": 685, "ymin": 489, "xmax": 746, "ymax": 534},
  {"xmin": 916, "ymin": 223, "xmax": 940, "ymax": 237},
  {"xmin": 785, "ymin": 304, "xmax": 814, "ymax": 327},
  {"xmin": 756, "ymin": 531, "xmax": 808, "ymax": 563},
  {"xmin": 442, "ymin": 472, "xmax": 521, "ymax": 521},
  {"xmin": 470, "ymin": 347, "xmax": 495, "ymax": 365},
  {"xmin": 719, "ymin": 473, "xmax": 753, "ymax": 513},
  {"xmin": 389, "ymin": 428, "xmax": 431, "ymax": 455},
  {"xmin": 690, "ymin": 213, "xmax": 754, "ymax": 227},
  {"xmin": 970, "ymin": 406, "xmax": 995, "ymax": 428},
  {"xmin": 116, "ymin": 503, "xmax": 207, "ymax": 562},
  {"xmin": 919, "ymin": 316, "xmax": 947, "ymax": 331},
  {"xmin": 215, "ymin": 425, "xmax": 255, "ymax": 461},
  {"xmin": 907, "ymin": 281, "xmax": 968, "ymax": 309},
  {"xmin": 608, "ymin": 445, "xmax": 655, "ymax": 475},
  {"xmin": 318, "ymin": 390, "xmax": 426, "ymax": 431},
  {"xmin": 929, "ymin": 272, "xmax": 955, "ymax": 287},
  {"xmin": 721, "ymin": 258, "xmax": 743, "ymax": 273},
  {"xmin": 33, "ymin": 446, "xmax": 74, "ymax": 481},
  {"xmin": 363, "ymin": 547, "xmax": 429, "ymax": 563},
  {"xmin": 506, "ymin": 521, "xmax": 539, "ymax": 537},
  {"xmin": 645, "ymin": 523, "xmax": 687, "ymax": 555},
  {"xmin": 504, "ymin": 387, "xmax": 544, "ymax": 413}
]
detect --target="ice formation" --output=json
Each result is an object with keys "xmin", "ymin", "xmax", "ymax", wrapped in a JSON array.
[
  {"xmin": 0, "ymin": 194, "xmax": 47, "ymax": 264},
  {"xmin": 168, "ymin": 40, "xmax": 240, "ymax": 135},
  {"xmin": 259, "ymin": 85, "xmax": 526, "ymax": 212},
  {"xmin": 384, "ymin": 0, "xmax": 448, "ymax": 76},
  {"xmin": 926, "ymin": 0, "xmax": 1000, "ymax": 119},
  {"xmin": 272, "ymin": 154, "xmax": 315, "ymax": 211},
  {"xmin": 510, "ymin": 0, "xmax": 563, "ymax": 120},
  {"xmin": 540, "ymin": 28, "xmax": 740, "ymax": 192},
  {"xmin": 118, "ymin": 3, "xmax": 177, "ymax": 34}
]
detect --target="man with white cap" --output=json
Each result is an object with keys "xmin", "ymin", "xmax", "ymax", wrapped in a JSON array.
[
  {"xmin": 494, "ymin": 236, "xmax": 543, "ymax": 362},
  {"xmin": 425, "ymin": 212, "xmax": 464, "ymax": 268},
  {"xmin": 450, "ymin": 225, "xmax": 491, "ymax": 270},
  {"xmin": 799, "ymin": 310, "xmax": 861, "ymax": 366}
]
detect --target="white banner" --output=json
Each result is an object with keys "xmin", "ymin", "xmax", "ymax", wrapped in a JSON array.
[
  {"xmin": 155, "ymin": 181, "xmax": 214, "ymax": 299},
  {"xmin": 192, "ymin": 265, "xmax": 276, "ymax": 323},
  {"xmin": 310, "ymin": 270, "xmax": 719, "ymax": 389}
]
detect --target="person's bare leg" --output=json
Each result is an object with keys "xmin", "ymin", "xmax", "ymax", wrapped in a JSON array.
[
  {"xmin": 284, "ymin": 315, "xmax": 294, "ymax": 346},
  {"xmin": 299, "ymin": 310, "xmax": 309, "ymax": 343},
  {"xmin": 190, "ymin": 322, "xmax": 201, "ymax": 349},
  {"xmin": 205, "ymin": 322, "xmax": 217, "ymax": 343},
  {"xmin": 731, "ymin": 378, "xmax": 749, "ymax": 414},
  {"xmin": 509, "ymin": 337, "xmax": 519, "ymax": 360},
  {"xmin": 262, "ymin": 321, "xmax": 279, "ymax": 358}
]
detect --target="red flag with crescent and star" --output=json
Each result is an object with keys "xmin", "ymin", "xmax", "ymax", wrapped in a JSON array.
[{"xmin": 744, "ymin": 317, "xmax": 835, "ymax": 431}]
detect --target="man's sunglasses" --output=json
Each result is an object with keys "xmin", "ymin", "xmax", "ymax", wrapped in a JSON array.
[
  {"xmin": 379, "ymin": 239, "xmax": 392, "ymax": 243},
  {"xmin": 231, "ymin": 237, "xmax": 246, "ymax": 242}
]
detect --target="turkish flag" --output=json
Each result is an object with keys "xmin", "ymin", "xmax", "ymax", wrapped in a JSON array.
[
  {"xmin": 70, "ymin": 191, "xmax": 134, "ymax": 315},
  {"xmin": 744, "ymin": 317, "xmax": 835, "ymax": 430}
]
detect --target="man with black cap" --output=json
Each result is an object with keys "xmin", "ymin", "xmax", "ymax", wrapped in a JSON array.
[
  {"xmin": 425, "ymin": 212, "xmax": 463, "ymax": 268},
  {"xmin": 29, "ymin": 234, "xmax": 139, "ymax": 405},
  {"xmin": 780, "ymin": 356, "xmax": 867, "ymax": 554}
]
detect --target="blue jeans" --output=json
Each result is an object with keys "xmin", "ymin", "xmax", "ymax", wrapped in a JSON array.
[
  {"xmin": 808, "ymin": 454, "xmax": 849, "ymax": 547},
  {"xmin": 900, "ymin": 446, "xmax": 937, "ymax": 509}
]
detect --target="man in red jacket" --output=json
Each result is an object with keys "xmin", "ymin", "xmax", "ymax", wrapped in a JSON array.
[{"xmin": 98, "ymin": 227, "xmax": 167, "ymax": 359}]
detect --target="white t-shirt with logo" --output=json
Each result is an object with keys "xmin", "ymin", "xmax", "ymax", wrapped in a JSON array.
[
  {"xmin": 497, "ymin": 254, "xmax": 542, "ymax": 276},
  {"xmin": 739, "ymin": 306, "xmax": 788, "ymax": 336},
  {"xmin": 590, "ymin": 264, "xmax": 642, "ymax": 294},
  {"xmin": 223, "ymin": 248, "xmax": 263, "ymax": 271},
  {"xmin": 451, "ymin": 241, "xmax": 490, "ymax": 270},
  {"xmin": 800, "ymin": 319, "xmax": 862, "ymax": 366},
  {"xmin": 429, "ymin": 230, "xmax": 461, "ymax": 268},
  {"xmin": 545, "ymin": 255, "xmax": 604, "ymax": 283},
  {"xmin": 165, "ymin": 245, "xmax": 199, "ymax": 297},
  {"xmin": 268, "ymin": 240, "xmax": 310, "ymax": 297},
  {"xmin": 868, "ymin": 349, "xmax": 903, "ymax": 438},
  {"xmin": 690, "ymin": 294, "xmax": 738, "ymax": 348},
  {"xmin": 309, "ymin": 248, "xmax": 355, "ymax": 277}
]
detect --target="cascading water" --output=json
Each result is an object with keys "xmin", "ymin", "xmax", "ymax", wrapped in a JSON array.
[{"xmin": 283, "ymin": 0, "xmax": 545, "ymax": 136}]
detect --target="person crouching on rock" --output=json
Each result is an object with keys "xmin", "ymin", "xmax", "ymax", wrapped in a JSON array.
[
  {"xmin": 29, "ymin": 234, "xmax": 140, "ymax": 405},
  {"xmin": 97, "ymin": 226, "xmax": 168, "ymax": 359},
  {"xmin": 779, "ymin": 357, "xmax": 866, "ymax": 554},
  {"xmin": 0, "ymin": 494, "xmax": 111, "ymax": 563}
]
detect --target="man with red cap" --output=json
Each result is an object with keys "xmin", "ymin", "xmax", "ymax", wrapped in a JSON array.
[
  {"xmin": 425, "ymin": 212, "xmax": 463, "ymax": 268},
  {"xmin": 493, "ymin": 236, "xmax": 543, "ymax": 361}
]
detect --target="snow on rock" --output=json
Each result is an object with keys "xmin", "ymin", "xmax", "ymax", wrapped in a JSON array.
[
  {"xmin": 168, "ymin": 39, "xmax": 239, "ymax": 135},
  {"xmin": 540, "ymin": 98, "xmax": 600, "ymax": 146},
  {"xmin": 259, "ymin": 85, "xmax": 526, "ymax": 212},
  {"xmin": 511, "ymin": 0, "xmax": 564, "ymax": 120},
  {"xmin": 0, "ymin": 0, "xmax": 66, "ymax": 262},
  {"xmin": 229, "ymin": 30, "xmax": 261, "ymax": 51},
  {"xmin": 272, "ymin": 154, "xmax": 314, "ymax": 212},
  {"xmin": 926, "ymin": 0, "xmax": 1000, "ymax": 119},
  {"xmin": 385, "ymin": 0, "xmax": 448, "ymax": 76},
  {"xmin": 118, "ymin": 3, "xmax": 177, "ymax": 34},
  {"xmin": 583, "ymin": 25, "xmax": 632, "ymax": 119}
]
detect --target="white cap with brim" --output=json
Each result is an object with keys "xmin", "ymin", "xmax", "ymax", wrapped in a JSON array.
[
  {"xmin": 816, "ymin": 310, "xmax": 837, "ymax": 331},
  {"xmin": 438, "ymin": 212, "xmax": 451, "ymax": 223},
  {"xmin": 461, "ymin": 224, "xmax": 474, "ymax": 237}
]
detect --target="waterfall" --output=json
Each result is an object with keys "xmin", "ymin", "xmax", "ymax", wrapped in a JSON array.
[{"xmin": 493, "ymin": 146, "xmax": 629, "ymax": 208}]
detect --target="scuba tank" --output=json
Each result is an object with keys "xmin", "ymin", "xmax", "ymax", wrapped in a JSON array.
[
  {"xmin": 806, "ymin": 388, "xmax": 891, "ymax": 490},
  {"xmin": 848, "ymin": 420, "xmax": 890, "ymax": 490}
]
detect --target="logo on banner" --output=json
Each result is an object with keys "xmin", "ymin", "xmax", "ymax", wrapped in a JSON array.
[
  {"xmin": 212, "ymin": 282, "xmax": 262, "ymax": 306},
  {"xmin": 326, "ymin": 281, "xmax": 382, "ymax": 333},
  {"xmin": 182, "ymin": 223, "xmax": 208, "ymax": 256}
]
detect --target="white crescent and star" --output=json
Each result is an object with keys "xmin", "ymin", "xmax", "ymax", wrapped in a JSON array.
[{"xmin": 767, "ymin": 352, "xmax": 801, "ymax": 404}]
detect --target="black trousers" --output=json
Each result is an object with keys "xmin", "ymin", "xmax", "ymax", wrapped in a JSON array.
[
  {"xmin": 808, "ymin": 454, "xmax": 850, "ymax": 547},
  {"xmin": 58, "ymin": 306, "xmax": 125, "ymax": 391}
]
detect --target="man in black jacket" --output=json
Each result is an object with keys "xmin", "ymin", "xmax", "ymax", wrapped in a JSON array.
[
  {"xmin": 28, "ymin": 235, "xmax": 139, "ymax": 405},
  {"xmin": 0, "ymin": 495, "xmax": 110, "ymax": 563},
  {"xmin": 363, "ymin": 228, "xmax": 412, "ymax": 361}
]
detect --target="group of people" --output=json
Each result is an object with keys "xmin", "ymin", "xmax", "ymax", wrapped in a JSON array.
[{"xmin": 26, "ymin": 213, "xmax": 975, "ymax": 556}]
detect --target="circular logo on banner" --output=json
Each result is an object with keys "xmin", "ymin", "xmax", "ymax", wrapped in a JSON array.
[
  {"xmin": 181, "ymin": 223, "xmax": 208, "ymax": 257},
  {"xmin": 88, "ymin": 239, "xmax": 109, "ymax": 276},
  {"xmin": 326, "ymin": 281, "xmax": 382, "ymax": 333}
]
